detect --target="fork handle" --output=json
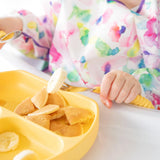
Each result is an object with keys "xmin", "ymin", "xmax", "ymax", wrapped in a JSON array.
[{"xmin": 92, "ymin": 87, "xmax": 154, "ymax": 109}]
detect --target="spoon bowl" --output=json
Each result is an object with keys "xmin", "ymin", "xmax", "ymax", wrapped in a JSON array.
[{"xmin": 0, "ymin": 30, "xmax": 22, "ymax": 43}]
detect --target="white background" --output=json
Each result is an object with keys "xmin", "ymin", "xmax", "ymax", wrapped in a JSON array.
[{"xmin": 0, "ymin": 0, "xmax": 44, "ymax": 17}]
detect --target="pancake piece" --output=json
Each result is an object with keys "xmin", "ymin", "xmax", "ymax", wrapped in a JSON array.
[
  {"xmin": 50, "ymin": 116, "xmax": 83, "ymax": 137},
  {"xmin": 31, "ymin": 87, "xmax": 48, "ymax": 109},
  {"xmin": 46, "ymin": 92, "xmax": 67, "ymax": 108},
  {"xmin": 55, "ymin": 124, "xmax": 83, "ymax": 137},
  {"xmin": 64, "ymin": 107, "xmax": 94, "ymax": 125},
  {"xmin": 50, "ymin": 116, "xmax": 69, "ymax": 132},
  {"xmin": 28, "ymin": 105, "xmax": 59, "ymax": 116},
  {"xmin": 50, "ymin": 108, "xmax": 65, "ymax": 120},
  {"xmin": 14, "ymin": 97, "xmax": 36, "ymax": 116},
  {"xmin": 25, "ymin": 114, "xmax": 51, "ymax": 129}
]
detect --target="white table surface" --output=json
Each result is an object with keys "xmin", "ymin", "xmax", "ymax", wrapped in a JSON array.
[{"xmin": 1, "ymin": 45, "xmax": 160, "ymax": 160}]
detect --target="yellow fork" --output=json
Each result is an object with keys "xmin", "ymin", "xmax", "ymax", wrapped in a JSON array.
[{"xmin": 61, "ymin": 83, "xmax": 155, "ymax": 109}]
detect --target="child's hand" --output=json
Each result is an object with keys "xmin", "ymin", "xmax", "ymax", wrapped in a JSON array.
[
  {"xmin": 100, "ymin": 70, "xmax": 141, "ymax": 108},
  {"xmin": 0, "ymin": 17, "xmax": 23, "ymax": 49}
]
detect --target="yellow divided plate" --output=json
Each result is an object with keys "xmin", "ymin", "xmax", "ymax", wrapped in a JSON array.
[{"xmin": 0, "ymin": 70, "xmax": 99, "ymax": 160}]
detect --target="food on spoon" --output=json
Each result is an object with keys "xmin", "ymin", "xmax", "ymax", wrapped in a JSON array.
[
  {"xmin": 0, "ymin": 31, "xmax": 6, "ymax": 39},
  {"xmin": 1, "ymin": 32, "xmax": 14, "ymax": 41}
]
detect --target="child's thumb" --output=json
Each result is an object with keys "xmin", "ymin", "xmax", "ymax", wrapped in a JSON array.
[
  {"xmin": 100, "ymin": 95, "xmax": 113, "ymax": 108},
  {"xmin": 104, "ymin": 99, "xmax": 112, "ymax": 108}
]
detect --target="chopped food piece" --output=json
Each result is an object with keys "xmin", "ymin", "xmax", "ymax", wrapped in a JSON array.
[
  {"xmin": 46, "ymin": 92, "xmax": 67, "ymax": 108},
  {"xmin": 64, "ymin": 107, "xmax": 94, "ymax": 125},
  {"xmin": 50, "ymin": 116, "xmax": 69, "ymax": 131},
  {"xmin": 31, "ymin": 87, "xmax": 48, "ymax": 109},
  {"xmin": 50, "ymin": 108, "xmax": 65, "ymax": 120},
  {"xmin": 55, "ymin": 123, "xmax": 83, "ymax": 137},
  {"xmin": 28, "ymin": 104, "xmax": 59, "ymax": 116},
  {"xmin": 0, "ymin": 131, "xmax": 19, "ymax": 152},
  {"xmin": 25, "ymin": 114, "xmax": 51, "ymax": 129},
  {"xmin": 13, "ymin": 149, "xmax": 38, "ymax": 160},
  {"xmin": 2, "ymin": 32, "xmax": 14, "ymax": 41},
  {"xmin": 14, "ymin": 97, "xmax": 36, "ymax": 116}
]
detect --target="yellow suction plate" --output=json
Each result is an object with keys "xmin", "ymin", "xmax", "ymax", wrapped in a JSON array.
[{"xmin": 0, "ymin": 70, "xmax": 99, "ymax": 160}]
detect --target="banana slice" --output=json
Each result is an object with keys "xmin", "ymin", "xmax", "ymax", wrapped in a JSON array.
[
  {"xmin": 0, "ymin": 131, "xmax": 19, "ymax": 152},
  {"xmin": 13, "ymin": 149, "xmax": 38, "ymax": 160},
  {"xmin": 47, "ymin": 68, "xmax": 67, "ymax": 93}
]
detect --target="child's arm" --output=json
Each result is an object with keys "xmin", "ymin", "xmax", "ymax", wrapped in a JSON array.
[
  {"xmin": 0, "ymin": 0, "xmax": 62, "ymax": 62},
  {"xmin": 119, "ymin": 0, "xmax": 142, "ymax": 9},
  {"xmin": 0, "ymin": 17, "xmax": 23, "ymax": 49}
]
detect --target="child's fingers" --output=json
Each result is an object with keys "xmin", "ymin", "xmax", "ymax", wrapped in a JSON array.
[
  {"xmin": 115, "ymin": 79, "xmax": 135, "ymax": 103},
  {"xmin": 100, "ymin": 70, "xmax": 141, "ymax": 108},
  {"xmin": 108, "ymin": 74, "xmax": 125, "ymax": 101},
  {"xmin": 105, "ymin": 99, "xmax": 112, "ymax": 108},
  {"xmin": 100, "ymin": 72, "xmax": 116, "ymax": 100},
  {"xmin": 100, "ymin": 96, "xmax": 112, "ymax": 108},
  {"xmin": 100, "ymin": 72, "xmax": 116, "ymax": 108},
  {"xmin": 124, "ymin": 84, "xmax": 141, "ymax": 103}
]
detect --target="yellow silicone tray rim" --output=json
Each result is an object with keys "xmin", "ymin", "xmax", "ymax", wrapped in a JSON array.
[{"xmin": 0, "ymin": 70, "xmax": 99, "ymax": 160}]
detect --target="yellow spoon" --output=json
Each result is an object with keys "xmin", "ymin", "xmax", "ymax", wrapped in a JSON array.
[
  {"xmin": 0, "ymin": 30, "xmax": 22, "ymax": 43},
  {"xmin": 0, "ymin": 31, "xmax": 6, "ymax": 39}
]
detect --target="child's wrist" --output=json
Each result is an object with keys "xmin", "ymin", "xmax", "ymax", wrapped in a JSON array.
[{"xmin": 13, "ymin": 17, "xmax": 23, "ymax": 31}]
